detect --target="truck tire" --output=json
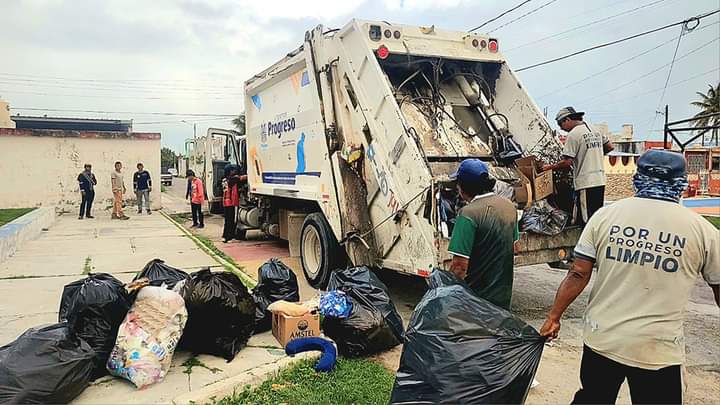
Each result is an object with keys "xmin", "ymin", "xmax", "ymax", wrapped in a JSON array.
[
  {"xmin": 300, "ymin": 212, "xmax": 345, "ymax": 289},
  {"xmin": 209, "ymin": 201, "xmax": 224, "ymax": 214}
]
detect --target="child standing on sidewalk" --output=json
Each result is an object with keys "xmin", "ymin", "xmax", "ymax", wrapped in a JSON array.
[{"xmin": 186, "ymin": 170, "xmax": 205, "ymax": 228}]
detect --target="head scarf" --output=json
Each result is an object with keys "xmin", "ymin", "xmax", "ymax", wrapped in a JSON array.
[{"xmin": 632, "ymin": 173, "xmax": 688, "ymax": 203}]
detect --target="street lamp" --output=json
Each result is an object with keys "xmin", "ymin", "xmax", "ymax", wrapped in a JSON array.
[{"xmin": 181, "ymin": 120, "xmax": 197, "ymax": 140}]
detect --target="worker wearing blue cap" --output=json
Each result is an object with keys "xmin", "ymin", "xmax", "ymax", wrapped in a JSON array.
[
  {"xmin": 447, "ymin": 159, "xmax": 519, "ymax": 310},
  {"xmin": 540, "ymin": 149, "xmax": 719, "ymax": 404}
]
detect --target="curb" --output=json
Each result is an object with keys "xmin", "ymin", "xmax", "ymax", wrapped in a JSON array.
[
  {"xmin": 0, "ymin": 207, "xmax": 56, "ymax": 263},
  {"xmin": 171, "ymin": 352, "xmax": 317, "ymax": 405},
  {"xmin": 160, "ymin": 211, "xmax": 257, "ymax": 287}
]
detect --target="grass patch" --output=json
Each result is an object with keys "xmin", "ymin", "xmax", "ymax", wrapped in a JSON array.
[
  {"xmin": 703, "ymin": 216, "xmax": 720, "ymax": 229},
  {"xmin": 0, "ymin": 208, "xmax": 36, "ymax": 227},
  {"xmin": 182, "ymin": 356, "xmax": 222, "ymax": 375},
  {"xmin": 216, "ymin": 358, "xmax": 395, "ymax": 405},
  {"xmin": 193, "ymin": 234, "xmax": 248, "ymax": 278},
  {"xmin": 83, "ymin": 257, "xmax": 92, "ymax": 275}
]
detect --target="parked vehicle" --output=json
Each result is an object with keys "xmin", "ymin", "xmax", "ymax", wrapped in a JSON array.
[
  {"xmin": 210, "ymin": 20, "xmax": 578, "ymax": 287},
  {"xmin": 187, "ymin": 129, "xmax": 243, "ymax": 214},
  {"xmin": 160, "ymin": 173, "xmax": 173, "ymax": 186}
]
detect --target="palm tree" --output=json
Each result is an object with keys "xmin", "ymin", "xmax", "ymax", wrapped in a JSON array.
[
  {"xmin": 232, "ymin": 113, "xmax": 246, "ymax": 135},
  {"xmin": 691, "ymin": 83, "xmax": 719, "ymax": 146}
]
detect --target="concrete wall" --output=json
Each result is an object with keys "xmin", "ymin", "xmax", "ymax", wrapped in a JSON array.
[
  {"xmin": 0, "ymin": 100, "xmax": 15, "ymax": 129},
  {"xmin": 0, "ymin": 207, "xmax": 56, "ymax": 263},
  {"xmin": 606, "ymin": 173, "xmax": 634, "ymax": 201},
  {"xmin": 0, "ymin": 128, "xmax": 161, "ymax": 212}
]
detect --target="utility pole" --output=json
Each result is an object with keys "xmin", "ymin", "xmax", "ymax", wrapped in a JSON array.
[{"xmin": 193, "ymin": 123, "xmax": 196, "ymax": 140}]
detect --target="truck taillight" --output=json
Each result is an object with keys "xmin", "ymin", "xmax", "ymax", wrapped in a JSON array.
[
  {"xmin": 488, "ymin": 39, "xmax": 498, "ymax": 53},
  {"xmin": 377, "ymin": 45, "xmax": 390, "ymax": 59}
]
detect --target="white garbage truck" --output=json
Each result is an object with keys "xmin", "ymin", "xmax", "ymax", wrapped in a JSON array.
[{"xmin": 230, "ymin": 19, "xmax": 580, "ymax": 287}]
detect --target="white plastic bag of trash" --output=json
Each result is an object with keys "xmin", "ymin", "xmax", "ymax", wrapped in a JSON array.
[{"xmin": 106, "ymin": 286, "xmax": 187, "ymax": 389}]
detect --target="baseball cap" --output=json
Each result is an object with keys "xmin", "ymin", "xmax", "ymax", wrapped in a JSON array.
[
  {"xmin": 450, "ymin": 159, "xmax": 489, "ymax": 183},
  {"xmin": 636, "ymin": 149, "xmax": 686, "ymax": 180},
  {"xmin": 555, "ymin": 106, "xmax": 585, "ymax": 123}
]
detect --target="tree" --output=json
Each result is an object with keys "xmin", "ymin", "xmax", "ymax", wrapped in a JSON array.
[
  {"xmin": 232, "ymin": 113, "xmax": 246, "ymax": 134},
  {"xmin": 161, "ymin": 147, "xmax": 177, "ymax": 172},
  {"xmin": 691, "ymin": 83, "xmax": 720, "ymax": 146}
]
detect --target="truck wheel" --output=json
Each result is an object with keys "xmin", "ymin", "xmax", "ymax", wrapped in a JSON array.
[
  {"xmin": 209, "ymin": 201, "xmax": 224, "ymax": 214},
  {"xmin": 300, "ymin": 212, "xmax": 345, "ymax": 289}
]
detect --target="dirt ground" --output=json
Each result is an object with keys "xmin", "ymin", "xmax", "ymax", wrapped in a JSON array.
[{"xmin": 164, "ymin": 184, "xmax": 720, "ymax": 404}]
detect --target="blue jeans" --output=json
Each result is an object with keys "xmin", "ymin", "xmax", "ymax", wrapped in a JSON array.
[{"xmin": 136, "ymin": 189, "xmax": 150, "ymax": 211}]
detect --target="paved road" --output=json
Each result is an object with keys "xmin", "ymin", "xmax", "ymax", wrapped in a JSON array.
[{"xmin": 165, "ymin": 181, "xmax": 720, "ymax": 404}]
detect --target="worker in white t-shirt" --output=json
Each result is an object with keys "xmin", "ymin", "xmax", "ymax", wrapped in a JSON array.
[
  {"xmin": 543, "ymin": 107, "xmax": 614, "ymax": 225},
  {"xmin": 540, "ymin": 149, "xmax": 720, "ymax": 404}
]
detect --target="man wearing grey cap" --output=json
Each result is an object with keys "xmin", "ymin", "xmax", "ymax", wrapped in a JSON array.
[
  {"xmin": 543, "ymin": 107, "xmax": 614, "ymax": 225},
  {"xmin": 539, "ymin": 149, "xmax": 719, "ymax": 404}
]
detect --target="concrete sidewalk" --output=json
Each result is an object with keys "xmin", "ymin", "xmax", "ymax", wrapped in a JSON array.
[{"xmin": 0, "ymin": 211, "xmax": 295, "ymax": 405}]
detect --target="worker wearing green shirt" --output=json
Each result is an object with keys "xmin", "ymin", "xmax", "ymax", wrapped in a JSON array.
[{"xmin": 448, "ymin": 159, "xmax": 519, "ymax": 310}]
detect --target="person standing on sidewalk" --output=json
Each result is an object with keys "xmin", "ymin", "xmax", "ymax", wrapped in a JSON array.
[
  {"xmin": 133, "ymin": 163, "xmax": 152, "ymax": 215},
  {"xmin": 110, "ymin": 161, "xmax": 129, "ymax": 220},
  {"xmin": 542, "ymin": 106, "xmax": 614, "ymax": 225},
  {"xmin": 222, "ymin": 166, "xmax": 247, "ymax": 243},
  {"xmin": 539, "ymin": 149, "xmax": 720, "ymax": 404},
  {"xmin": 186, "ymin": 170, "xmax": 205, "ymax": 228},
  {"xmin": 77, "ymin": 163, "xmax": 97, "ymax": 220}
]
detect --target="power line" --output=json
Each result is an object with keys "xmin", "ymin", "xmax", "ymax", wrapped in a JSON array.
[
  {"xmin": 536, "ymin": 21, "xmax": 718, "ymax": 99},
  {"xmin": 589, "ymin": 67, "xmax": 719, "ymax": 109},
  {"xmin": 0, "ymin": 77, "xmax": 243, "ymax": 94},
  {"xmin": 10, "ymin": 107, "xmax": 238, "ymax": 117},
  {"xmin": 575, "ymin": 36, "xmax": 718, "ymax": 105},
  {"xmin": 468, "ymin": 0, "xmax": 535, "ymax": 32},
  {"xmin": 134, "ymin": 117, "xmax": 232, "ymax": 125},
  {"xmin": 0, "ymin": 89, "xmax": 241, "ymax": 100},
  {"xmin": 0, "ymin": 71, "xmax": 239, "ymax": 86},
  {"xmin": 505, "ymin": 0, "xmax": 669, "ymax": 51},
  {"xmin": 650, "ymin": 18, "xmax": 701, "ymax": 129},
  {"xmin": 486, "ymin": 0, "xmax": 560, "ymax": 33},
  {"xmin": 516, "ymin": 9, "xmax": 720, "ymax": 72}
]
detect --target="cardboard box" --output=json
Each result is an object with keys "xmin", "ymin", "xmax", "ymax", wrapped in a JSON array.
[
  {"xmin": 516, "ymin": 156, "xmax": 554, "ymax": 201},
  {"xmin": 272, "ymin": 311, "xmax": 321, "ymax": 347},
  {"xmin": 513, "ymin": 171, "xmax": 533, "ymax": 208}
]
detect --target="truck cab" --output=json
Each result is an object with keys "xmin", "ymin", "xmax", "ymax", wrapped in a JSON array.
[{"xmin": 189, "ymin": 128, "xmax": 245, "ymax": 214}]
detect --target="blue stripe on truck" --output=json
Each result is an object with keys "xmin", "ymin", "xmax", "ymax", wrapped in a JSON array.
[{"xmin": 262, "ymin": 171, "xmax": 321, "ymax": 185}]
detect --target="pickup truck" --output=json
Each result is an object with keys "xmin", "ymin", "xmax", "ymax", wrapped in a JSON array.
[{"xmin": 214, "ymin": 20, "xmax": 578, "ymax": 288}]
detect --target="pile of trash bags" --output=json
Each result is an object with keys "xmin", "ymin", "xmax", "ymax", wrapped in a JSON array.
[
  {"xmin": 252, "ymin": 258, "xmax": 300, "ymax": 332},
  {"xmin": 391, "ymin": 269, "xmax": 545, "ymax": 404},
  {"xmin": 520, "ymin": 200, "xmax": 569, "ymax": 236},
  {"xmin": 0, "ymin": 257, "xmax": 273, "ymax": 402},
  {"xmin": 321, "ymin": 267, "xmax": 404, "ymax": 357}
]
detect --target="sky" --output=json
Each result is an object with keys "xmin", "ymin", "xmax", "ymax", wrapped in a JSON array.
[{"xmin": 1, "ymin": 0, "xmax": 718, "ymax": 153}]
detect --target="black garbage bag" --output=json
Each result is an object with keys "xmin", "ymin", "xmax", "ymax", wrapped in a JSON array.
[
  {"xmin": 0, "ymin": 323, "xmax": 95, "ymax": 404},
  {"xmin": 252, "ymin": 258, "xmax": 300, "ymax": 332},
  {"xmin": 322, "ymin": 266, "xmax": 404, "ymax": 357},
  {"xmin": 520, "ymin": 200, "xmax": 569, "ymax": 236},
  {"xmin": 178, "ymin": 269, "xmax": 256, "ymax": 360},
  {"xmin": 390, "ymin": 270, "xmax": 545, "ymax": 405},
  {"xmin": 58, "ymin": 273, "xmax": 131, "ymax": 379},
  {"xmin": 133, "ymin": 258, "xmax": 189, "ymax": 289}
]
